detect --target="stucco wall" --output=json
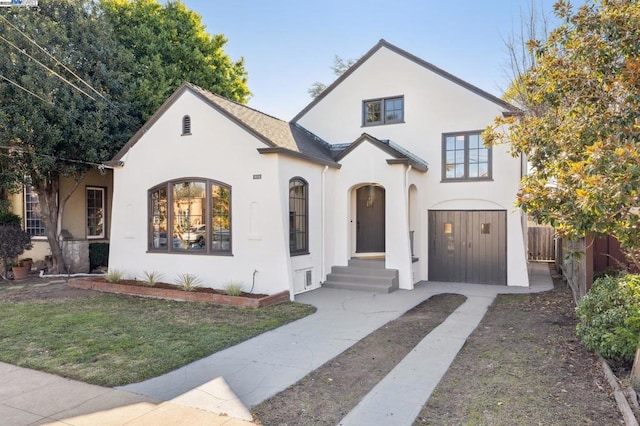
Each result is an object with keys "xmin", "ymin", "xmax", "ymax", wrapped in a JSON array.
[
  {"xmin": 109, "ymin": 91, "xmax": 294, "ymax": 295},
  {"xmin": 297, "ymin": 44, "xmax": 529, "ymax": 286}
]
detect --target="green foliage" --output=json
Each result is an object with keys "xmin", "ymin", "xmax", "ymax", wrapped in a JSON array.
[
  {"xmin": 0, "ymin": 226, "xmax": 32, "ymax": 274},
  {"xmin": 224, "ymin": 281, "xmax": 244, "ymax": 297},
  {"xmin": 576, "ymin": 274, "xmax": 640, "ymax": 364},
  {"xmin": 485, "ymin": 0, "xmax": 640, "ymax": 265},
  {"xmin": 175, "ymin": 273, "xmax": 201, "ymax": 291},
  {"xmin": 105, "ymin": 269, "xmax": 124, "ymax": 283},
  {"xmin": 0, "ymin": 212, "xmax": 21, "ymax": 228},
  {"xmin": 141, "ymin": 270, "xmax": 163, "ymax": 287},
  {"xmin": 89, "ymin": 242, "xmax": 109, "ymax": 271},
  {"xmin": 101, "ymin": 0, "xmax": 250, "ymax": 120},
  {"xmin": 308, "ymin": 55, "xmax": 358, "ymax": 98}
]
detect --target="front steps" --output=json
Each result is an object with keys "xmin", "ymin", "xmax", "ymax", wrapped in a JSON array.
[{"xmin": 323, "ymin": 258, "xmax": 399, "ymax": 293}]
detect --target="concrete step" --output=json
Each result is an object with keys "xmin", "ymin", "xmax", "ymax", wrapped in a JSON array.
[
  {"xmin": 348, "ymin": 258, "xmax": 386, "ymax": 269},
  {"xmin": 323, "ymin": 259, "xmax": 399, "ymax": 293},
  {"xmin": 329, "ymin": 265, "xmax": 398, "ymax": 278},
  {"xmin": 322, "ymin": 280, "xmax": 396, "ymax": 293}
]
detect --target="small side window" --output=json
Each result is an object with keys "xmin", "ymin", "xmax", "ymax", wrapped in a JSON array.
[{"xmin": 182, "ymin": 115, "xmax": 191, "ymax": 135}]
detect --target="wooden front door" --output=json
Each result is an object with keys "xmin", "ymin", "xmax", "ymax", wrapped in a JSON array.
[
  {"xmin": 356, "ymin": 185, "xmax": 385, "ymax": 253},
  {"xmin": 428, "ymin": 210, "xmax": 507, "ymax": 285}
]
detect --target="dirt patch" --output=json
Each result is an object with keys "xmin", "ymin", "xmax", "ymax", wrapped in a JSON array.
[
  {"xmin": 415, "ymin": 265, "xmax": 623, "ymax": 425},
  {"xmin": 252, "ymin": 293, "xmax": 467, "ymax": 426},
  {"xmin": 0, "ymin": 275, "xmax": 99, "ymax": 302}
]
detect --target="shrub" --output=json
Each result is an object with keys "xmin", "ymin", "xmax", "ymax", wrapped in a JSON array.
[
  {"xmin": 105, "ymin": 269, "xmax": 124, "ymax": 283},
  {"xmin": 175, "ymin": 273, "xmax": 201, "ymax": 291},
  {"xmin": 141, "ymin": 271, "xmax": 163, "ymax": 287},
  {"xmin": 224, "ymin": 281, "xmax": 244, "ymax": 296},
  {"xmin": 0, "ymin": 225, "xmax": 33, "ymax": 274},
  {"xmin": 89, "ymin": 242, "xmax": 109, "ymax": 271},
  {"xmin": 0, "ymin": 212, "xmax": 21, "ymax": 228},
  {"xmin": 576, "ymin": 274, "xmax": 640, "ymax": 364}
]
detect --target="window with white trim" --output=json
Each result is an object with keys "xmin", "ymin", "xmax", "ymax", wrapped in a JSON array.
[
  {"xmin": 24, "ymin": 184, "xmax": 45, "ymax": 237},
  {"xmin": 86, "ymin": 187, "xmax": 106, "ymax": 238}
]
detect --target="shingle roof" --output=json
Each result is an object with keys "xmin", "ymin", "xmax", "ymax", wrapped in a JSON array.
[{"xmin": 112, "ymin": 83, "xmax": 337, "ymax": 167}]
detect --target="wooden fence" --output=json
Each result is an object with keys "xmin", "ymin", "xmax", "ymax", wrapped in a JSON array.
[{"xmin": 528, "ymin": 226, "xmax": 556, "ymax": 262}]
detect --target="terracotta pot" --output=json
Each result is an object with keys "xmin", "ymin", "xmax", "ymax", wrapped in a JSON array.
[
  {"xmin": 20, "ymin": 259, "xmax": 33, "ymax": 271},
  {"xmin": 12, "ymin": 265, "xmax": 29, "ymax": 280}
]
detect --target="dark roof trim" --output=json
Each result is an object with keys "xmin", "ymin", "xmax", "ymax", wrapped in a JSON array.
[
  {"xmin": 386, "ymin": 158, "xmax": 428, "ymax": 173},
  {"xmin": 502, "ymin": 110, "xmax": 524, "ymax": 118},
  {"xmin": 257, "ymin": 147, "xmax": 341, "ymax": 168},
  {"xmin": 292, "ymin": 39, "xmax": 520, "ymax": 123},
  {"xmin": 334, "ymin": 133, "xmax": 428, "ymax": 172},
  {"xmin": 112, "ymin": 83, "xmax": 192, "ymax": 161}
]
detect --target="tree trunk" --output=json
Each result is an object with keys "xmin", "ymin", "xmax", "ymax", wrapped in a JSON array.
[
  {"xmin": 35, "ymin": 175, "xmax": 64, "ymax": 273},
  {"xmin": 631, "ymin": 346, "xmax": 640, "ymax": 384}
]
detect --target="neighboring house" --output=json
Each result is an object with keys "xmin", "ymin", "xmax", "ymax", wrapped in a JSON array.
[
  {"xmin": 108, "ymin": 39, "xmax": 530, "ymax": 297},
  {"xmin": 7, "ymin": 169, "xmax": 112, "ymax": 272}
]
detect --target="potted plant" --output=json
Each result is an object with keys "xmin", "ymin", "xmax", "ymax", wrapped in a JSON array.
[{"xmin": 0, "ymin": 225, "xmax": 33, "ymax": 280}]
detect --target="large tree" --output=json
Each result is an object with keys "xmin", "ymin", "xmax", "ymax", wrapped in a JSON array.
[
  {"xmin": 485, "ymin": 0, "xmax": 640, "ymax": 267},
  {"xmin": 0, "ymin": 0, "xmax": 139, "ymax": 273},
  {"xmin": 101, "ymin": 0, "xmax": 250, "ymax": 120}
]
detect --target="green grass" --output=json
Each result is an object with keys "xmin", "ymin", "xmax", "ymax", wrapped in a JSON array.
[{"xmin": 0, "ymin": 295, "xmax": 315, "ymax": 386}]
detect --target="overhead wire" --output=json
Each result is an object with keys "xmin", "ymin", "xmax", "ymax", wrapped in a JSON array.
[
  {"xmin": 0, "ymin": 13, "xmax": 108, "ymax": 101},
  {"xmin": 0, "ymin": 73, "xmax": 49, "ymax": 103},
  {"xmin": 0, "ymin": 33, "xmax": 96, "ymax": 101}
]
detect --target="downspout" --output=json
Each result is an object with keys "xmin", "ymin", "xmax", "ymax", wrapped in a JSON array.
[{"xmin": 321, "ymin": 165, "xmax": 328, "ymax": 282}]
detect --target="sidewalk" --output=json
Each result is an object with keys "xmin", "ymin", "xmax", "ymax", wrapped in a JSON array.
[{"xmin": 0, "ymin": 263, "xmax": 553, "ymax": 425}]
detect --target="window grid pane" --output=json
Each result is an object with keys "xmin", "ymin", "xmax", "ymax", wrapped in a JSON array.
[
  {"xmin": 211, "ymin": 185, "xmax": 231, "ymax": 252},
  {"xmin": 443, "ymin": 133, "xmax": 490, "ymax": 180},
  {"xmin": 384, "ymin": 98, "xmax": 403, "ymax": 122},
  {"xmin": 86, "ymin": 188, "xmax": 105, "ymax": 238},
  {"xmin": 364, "ymin": 101, "xmax": 382, "ymax": 124},
  {"xmin": 174, "ymin": 181, "xmax": 206, "ymax": 251},
  {"xmin": 289, "ymin": 179, "xmax": 308, "ymax": 253},
  {"xmin": 25, "ymin": 185, "xmax": 45, "ymax": 237},
  {"xmin": 151, "ymin": 187, "xmax": 168, "ymax": 248}
]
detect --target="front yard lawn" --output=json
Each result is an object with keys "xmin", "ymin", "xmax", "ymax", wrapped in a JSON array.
[{"xmin": 0, "ymin": 293, "xmax": 315, "ymax": 387}]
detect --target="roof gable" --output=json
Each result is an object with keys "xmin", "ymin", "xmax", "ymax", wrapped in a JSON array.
[
  {"xmin": 334, "ymin": 133, "xmax": 428, "ymax": 172},
  {"xmin": 112, "ymin": 83, "xmax": 336, "ymax": 166},
  {"xmin": 292, "ymin": 39, "xmax": 519, "ymax": 123}
]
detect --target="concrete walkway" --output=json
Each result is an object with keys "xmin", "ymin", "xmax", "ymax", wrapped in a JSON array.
[{"xmin": 1, "ymin": 263, "xmax": 553, "ymax": 425}]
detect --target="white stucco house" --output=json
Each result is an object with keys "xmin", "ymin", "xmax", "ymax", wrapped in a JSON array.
[{"xmin": 108, "ymin": 39, "xmax": 529, "ymax": 298}]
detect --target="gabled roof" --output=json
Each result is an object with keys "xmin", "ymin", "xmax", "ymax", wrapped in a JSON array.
[
  {"xmin": 292, "ymin": 39, "xmax": 520, "ymax": 123},
  {"xmin": 334, "ymin": 133, "xmax": 429, "ymax": 172},
  {"xmin": 112, "ymin": 83, "xmax": 338, "ymax": 167}
]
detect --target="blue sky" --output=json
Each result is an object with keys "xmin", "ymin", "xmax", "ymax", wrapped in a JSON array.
[{"xmin": 180, "ymin": 0, "xmax": 561, "ymax": 120}]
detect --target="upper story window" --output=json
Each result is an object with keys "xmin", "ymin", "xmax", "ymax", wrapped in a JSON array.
[
  {"xmin": 182, "ymin": 115, "xmax": 191, "ymax": 135},
  {"xmin": 289, "ymin": 178, "xmax": 308, "ymax": 255},
  {"xmin": 86, "ymin": 187, "xmax": 106, "ymax": 239},
  {"xmin": 149, "ymin": 178, "xmax": 231, "ymax": 254},
  {"xmin": 24, "ymin": 183, "xmax": 46, "ymax": 237},
  {"xmin": 363, "ymin": 96, "xmax": 404, "ymax": 126},
  {"xmin": 442, "ymin": 131, "xmax": 492, "ymax": 181}
]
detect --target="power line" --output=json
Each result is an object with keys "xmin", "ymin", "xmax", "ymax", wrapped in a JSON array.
[
  {"xmin": 0, "ymin": 13, "xmax": 108, "ymax": 102},
  {"xmin": 0, "ymin": 73, "xmax": 49, "ymax": 103},
  {"xmin": 0, "ymin": 145, "xmax": 113, "ymax": 172},
  {"xmin": 0, "ymin": 34, "xmax": 96, "ymax": 101}
]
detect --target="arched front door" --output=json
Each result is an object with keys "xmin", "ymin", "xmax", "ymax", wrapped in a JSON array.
[{"xmin": 356, "ymin": 185, "xmax": 385, "ymax": 253}]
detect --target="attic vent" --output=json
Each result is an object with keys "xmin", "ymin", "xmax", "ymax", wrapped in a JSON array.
[{"xmin": 182, "ymin": 115, "xmax": 192, "ymax": 135}]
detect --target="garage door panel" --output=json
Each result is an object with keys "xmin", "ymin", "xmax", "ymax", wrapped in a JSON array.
[{"xmin": 429, "ymin": 210, "xmax": 506, "ymax": 285}]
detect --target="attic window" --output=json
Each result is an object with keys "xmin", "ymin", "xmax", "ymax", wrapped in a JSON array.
[
  {"xmin": 182, "ymin": 115, "xmax": 191, "ymax": 135},
  {"xmin": 363, "ymin": 96, "xmax": 404, "ymax": 126}
]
